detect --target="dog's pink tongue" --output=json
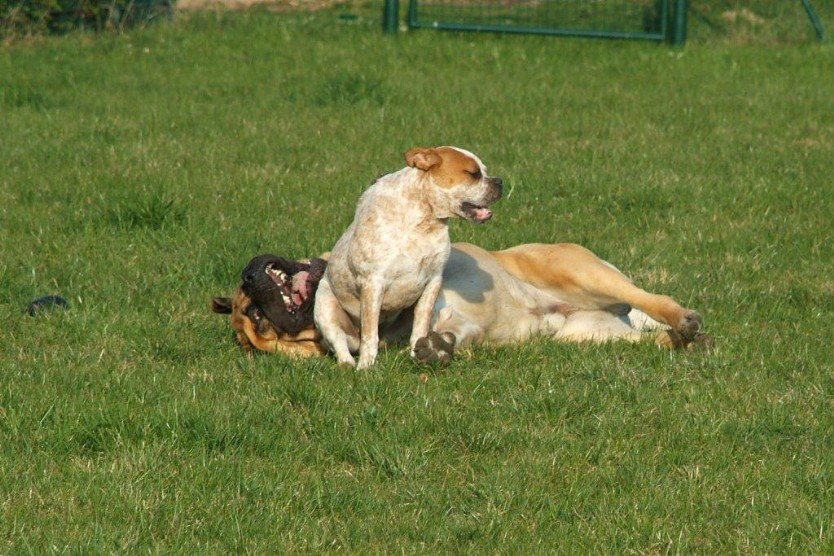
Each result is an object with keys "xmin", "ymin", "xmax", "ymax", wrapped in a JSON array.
[
  {"xmin": 292, "ymin": 271, "xmax": 310, "ymax": 305},
  {"xmin": 474, "ymin": 207, "xmax": 493, "ymax": 222}
]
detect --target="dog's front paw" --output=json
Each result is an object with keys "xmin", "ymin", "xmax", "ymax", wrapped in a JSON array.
[
  {"xmin": 413, "ymin": 332, "xmax": 456, "ymax": 365},
  {"xmin": 357, "ymin": 355, "xmax": 376, "ymax": 370},
  {"xmin": 676, "ymin": 310, "xmax": 703, "ymax": 340}
]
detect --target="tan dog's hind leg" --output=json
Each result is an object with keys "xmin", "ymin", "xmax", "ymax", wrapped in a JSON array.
[{"xmin": 493, "ymin": 243, "xmax": 703, "ymax": 342}]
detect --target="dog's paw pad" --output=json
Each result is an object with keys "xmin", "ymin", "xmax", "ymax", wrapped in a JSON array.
[
  {"xmin": 677, "ymin": 310, "xmax": 703, "ymax": 340},
  {"xmin": 413, "ymin": 332, "xmax": 456, "ymax": 365}
]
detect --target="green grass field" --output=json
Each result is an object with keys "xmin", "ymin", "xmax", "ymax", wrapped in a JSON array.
[{"xmin": 1, "ymin": 5, "xmax": 833, "ymax": 552}]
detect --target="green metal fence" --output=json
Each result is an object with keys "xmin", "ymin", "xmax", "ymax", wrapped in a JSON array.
[{"xmin": 385, "ymin": 0, "xmax": 689, "ymax": 44}]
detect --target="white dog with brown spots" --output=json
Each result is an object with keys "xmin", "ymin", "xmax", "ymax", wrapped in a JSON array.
[{"xmin": 314, "ymin": 146, "xmax": 503, "ymax": 368}]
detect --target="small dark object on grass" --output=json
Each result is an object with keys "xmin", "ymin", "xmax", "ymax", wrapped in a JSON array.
[{"xmin": 26, "ymin": 295, "xmax": 70, "ymax": 316}]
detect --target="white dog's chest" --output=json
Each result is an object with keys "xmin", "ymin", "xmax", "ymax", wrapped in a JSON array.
[
  {"xmin": 327, "ymin": 227, "xmax": 450, "ymax": 316},
  {"xmin": 362, "ymin": 240, "xmax": 448, "ymax": 305}
]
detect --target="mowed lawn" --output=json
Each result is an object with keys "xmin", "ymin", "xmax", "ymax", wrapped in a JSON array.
[{"xmin": 1, "ymin": 7, "xmax": 833, "ymax": 552}]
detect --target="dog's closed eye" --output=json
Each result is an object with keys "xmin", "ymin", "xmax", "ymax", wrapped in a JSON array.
[{"xmin": 467, "ymin": 170, "xmax": 482, "ymax": 179}]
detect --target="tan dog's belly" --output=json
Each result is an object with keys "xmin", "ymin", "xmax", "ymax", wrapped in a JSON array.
[{"xmin": 434, "ymin": 243, "xmax": 569, "ymax": 347}]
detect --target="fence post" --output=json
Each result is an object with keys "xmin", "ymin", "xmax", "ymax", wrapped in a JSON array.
[
  {"xmin": 672, "ymin": 0, "xmax": 688, "ymax": 45},
  {"xmin": 801, "ymin": 0, "xmax": 826, "ymax": 41},
  {"xmin": 383, "ymin": 0, "xmax": 399, "ymax": 34}
]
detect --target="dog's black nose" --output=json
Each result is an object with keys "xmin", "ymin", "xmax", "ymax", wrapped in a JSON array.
[{"xmin": 492, "ymin": 177, "xmax": 503, "ymax": 188}]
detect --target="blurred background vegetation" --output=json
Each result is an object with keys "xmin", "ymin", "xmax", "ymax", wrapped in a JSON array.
[
  {"xmin": 0, "ymin": 0, "xmax": 173, "ymax": 35},
  {"xmin": 1, "ymin": 0, "xmax": 830, "ymax": 44}
]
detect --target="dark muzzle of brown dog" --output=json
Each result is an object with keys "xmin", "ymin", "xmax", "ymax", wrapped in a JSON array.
[{"xmin": 240, "ymin": 254, "xmax": 327, "ymax": 336}]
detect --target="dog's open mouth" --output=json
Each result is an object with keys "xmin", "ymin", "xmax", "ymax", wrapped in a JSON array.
[
  {"xmin": 241, "ymin": 255, "xmax": 327, "ymax": 335},
  {"xmin": 461, "ymin": 202, "xmax": 493, "ymax": 223},
  {"xmin": 266, "ymin": 264, "xmax": 315, "ymax": 315}
]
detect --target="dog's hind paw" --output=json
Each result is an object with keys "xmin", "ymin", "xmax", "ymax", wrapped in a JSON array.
[
  {"xmin": 413, "ymin": 332, "xmax": 456, "ymax": 366},
  {"xmin": 665, "ymin": 328, "xmax": 713, "ymax": 352},
  {"xmin": 686, "ymin": 332, "xmax": 714, "ymax": 352},
  {"xmin": 677, "ymin": 310, "xmax": 703, "ymax": 340}
]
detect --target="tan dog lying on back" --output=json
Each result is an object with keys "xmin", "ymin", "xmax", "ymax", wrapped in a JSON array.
[{"xmin": 314, "ymin": 147, "xmax": 503, "ymax": 368}]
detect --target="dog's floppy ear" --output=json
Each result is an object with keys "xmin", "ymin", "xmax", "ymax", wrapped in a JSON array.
[
  {"xmin": 212, "ymin": 297, "xmax": 233, "ymax": 314},
  {"xmin": 405, "ymin": 148, "xmax": 442, "ymax": 171}
]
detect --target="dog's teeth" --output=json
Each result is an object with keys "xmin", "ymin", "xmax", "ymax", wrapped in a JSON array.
[{"xmin": 266, "ymin": 267, "xmax": 290, "ymax": 285}]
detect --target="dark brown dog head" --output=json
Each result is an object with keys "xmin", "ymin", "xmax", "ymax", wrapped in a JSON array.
[{"xmin": 212, "ymin": 254, "xmax": 328, "ymax": 356}]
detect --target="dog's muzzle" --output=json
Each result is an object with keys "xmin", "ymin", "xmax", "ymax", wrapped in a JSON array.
[
  {"xmin": 240, "ymin": 255, "xmax": 326, "ymax": 336},
  {"xmin": 462, "ymin": 176, "xmax": 503, "ymax": 223}
]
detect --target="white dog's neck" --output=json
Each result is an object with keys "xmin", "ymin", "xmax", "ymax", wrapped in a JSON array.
[{"xmin": 371, "ymin": 167, "xmax": 453, "ymax": 223}]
